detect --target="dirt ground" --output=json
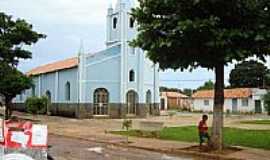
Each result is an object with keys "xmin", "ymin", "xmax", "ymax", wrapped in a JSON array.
[
  {"xmin": 48, "ymin": 134, "xmax": 197, "ymax": 160},
  {"xmin": 2, "ymin": 110, "xmax": 270, "ymax": 160}
]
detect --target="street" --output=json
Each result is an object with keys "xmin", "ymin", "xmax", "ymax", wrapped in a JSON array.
[{"xmin": 48, "ymin": 134, "xmax": 194, "ymax": 160}]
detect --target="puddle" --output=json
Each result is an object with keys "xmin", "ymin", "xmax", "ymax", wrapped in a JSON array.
[
  {"xmin": 87, "ymin": 147, "xmax": 103, "ymax": 154},
  {"xmin": 161, "ymin": 154, "xmax": 192, "ymax": 160}
]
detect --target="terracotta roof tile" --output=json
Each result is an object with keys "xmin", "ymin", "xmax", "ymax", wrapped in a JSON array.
[
  {"xmin": 161, "ymin": 91, "xmax": 188, "ymax": 98},
  {"xmin": 192, "ymin": 88, "xmax": 252, "ymax": 99},
  {"xmin": 27, "ymin": 57, "xmax": 78, "ymax": 76}
]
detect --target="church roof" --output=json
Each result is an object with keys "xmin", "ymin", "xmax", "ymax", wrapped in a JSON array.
[{"xmin": 27, "ymin": 57, "xmax": 78, "ymax": 76}]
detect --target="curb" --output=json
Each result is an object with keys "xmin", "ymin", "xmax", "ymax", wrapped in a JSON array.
[{"xmin": 49, "ymin": 133, "xmax": 245, "ymax": 160}]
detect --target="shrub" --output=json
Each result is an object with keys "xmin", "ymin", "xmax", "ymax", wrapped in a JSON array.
[{"xmin": 25, "ymin": 96, "xmax": 48, "ymax": 115}]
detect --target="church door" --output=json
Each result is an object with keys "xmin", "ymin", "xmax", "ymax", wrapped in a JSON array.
[
  {"xmin": 126, "ymin": 90, "xmax": 138, "ymax": 115},
  {"xmin": 94, "ymin": 88, "xmax": 109, "ymax": 115}
]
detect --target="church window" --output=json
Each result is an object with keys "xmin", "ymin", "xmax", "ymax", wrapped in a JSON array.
[
  {"xmin": 129, "ymin": 70, "xmax": 135, "ymax": 82},
  {"xmin": 94, "ymin": 88, "xmax": 109, "ymax": 115},
  {"xmin": 45, "ymin": 90, "xmax": 51, "ymax": 102},
  {"xmin": 65, "ymin": 82, "xmax": 71, "ymax": 101},
  {"xmin": 32, "ymin": 86, "xmax": 36, "ymax": 97},
  {"xmin": 113, "ymin": 17, "xmax": 117, "ymax": 29},
  {"xmin": 130, "ymin": 18, "xmax": 135, "ymax": 28}
]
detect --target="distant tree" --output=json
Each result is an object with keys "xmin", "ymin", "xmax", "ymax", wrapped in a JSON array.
[
  {"xmin": 229, "ymin": 60, "xmax": 270, "ymax": 88},
  {"xmin": 0, "ymin": 12, "xmax": 45, "ymax": 119},
  {"xmin": 159, "ymin": 86, "xmax": 182, "ymax": 93},
  {"xmin": 182, "ymin": 88, "xmax": 193, "ymax": 97},
  {"xmin": 197, "ymin": 80, "xmax": 215, "ymax": 91},
  {"xmin": 132, "ymin": 0, "xmax": 270, "ymax": 150},
  {"xmin": 263, "ymin": 92, "xmax": 270, "ymax": 116}
]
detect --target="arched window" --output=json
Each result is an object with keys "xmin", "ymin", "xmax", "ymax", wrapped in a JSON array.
[
  {"xmin": 129, "ymin": 70, "xmax": 135, "ymax": 82},
  {"xmin": 130, "ymin": 17, "xmax": 135, "ymax": 28},
  {"xmin": 45, "ymin": 90, "xmax": 51, "ymax": 102},
  {"xmin": 126, "ymin": 90, "xmax": 138, "ymax": 115},
  {"xmin": 94, "ymin": 88, "xmax": 109, "ymax": 115},
  {"xmin": 113, "ymin": 17, "xmax": 117, "ymax": 29},
  {"xmin": 65, "ymin": 82, "xmax": 71, "ymax": 101},
  {"xmin": 32, "ymin": 85, "xmax": 36, "ymax": 97}
]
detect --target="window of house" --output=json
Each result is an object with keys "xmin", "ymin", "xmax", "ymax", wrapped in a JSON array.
[
  {"xmin": 242, "ymin": 98, "xmax": 249, "ymax": 107},
  {"xmin": 65, "ymin": 82, "xmax": 71, "ymax": 101},
  {"xmin": 204, "ymin": 100, "xmax": 210, "ymax": 106},
  {"xmin": 130, "ymin": 17, "xmax": 135, "ymax": 28},
  {"xmin": 129, "ymin": 70, "xmax": 135, "ymax": 82},
  {"xmin": 113, "ymin": 17, "xmax": 117, "ymax": 29}
]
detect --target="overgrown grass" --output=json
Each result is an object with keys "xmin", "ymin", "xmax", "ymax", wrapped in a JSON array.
[
  {"xmin": 240, "ymin": 120, "xmax": 270, "ymax": 125},
  {"xmin": 111, "ymin": 126, "xmax": 270, "ymax": 150}
]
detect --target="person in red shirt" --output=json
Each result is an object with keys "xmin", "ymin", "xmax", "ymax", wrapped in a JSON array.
[{"xmin": 198, "ymin": 114, "xmax": 210, "ymax": 147}]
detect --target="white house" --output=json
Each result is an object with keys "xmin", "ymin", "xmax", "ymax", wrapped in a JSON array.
[
  {"xmin": 14, "ymin": 0, "xmax": 160, "ymax": 118},
  {"xmin": 192, "ymin": 88, "xmax": 267, "ymax": 113}
]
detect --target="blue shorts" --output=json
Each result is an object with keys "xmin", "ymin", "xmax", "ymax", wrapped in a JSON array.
[{"xmin": 199, "ymin": 132, "xmax": 210, "ymax": 144}]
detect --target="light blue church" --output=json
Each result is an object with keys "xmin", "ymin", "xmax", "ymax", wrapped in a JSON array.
[{"xmin": 15, "ymin": 0, "xmax": 160, "ymax": 118}]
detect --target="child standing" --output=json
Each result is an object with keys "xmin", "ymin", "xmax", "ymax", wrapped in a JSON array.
[{"xmin": 198, "ymin": 114, "xmax": 210, "ymax": 147}]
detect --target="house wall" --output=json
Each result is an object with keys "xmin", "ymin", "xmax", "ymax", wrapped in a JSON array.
[{"xmin": 193, "ymin": 97, "xmax": 263, "ymax": 113}]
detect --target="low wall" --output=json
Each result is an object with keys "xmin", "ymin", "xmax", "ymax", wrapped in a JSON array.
[{"xmin": 13, "ymin": 103, "xmax": 160, "ymax": 119}]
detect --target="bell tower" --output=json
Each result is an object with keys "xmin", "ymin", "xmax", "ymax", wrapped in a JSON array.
[{"xmin": 106, "ymin": 0, "xmax": 136, "ymax": 48}]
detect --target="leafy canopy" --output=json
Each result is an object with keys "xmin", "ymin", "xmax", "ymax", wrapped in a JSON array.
[
  {"xmin": 0, "ymin": 63, "xmax": 32, "ymax": 100},
  {"xmin": 197, "ymin": 80, "xmax": 215, "ymax": 90},
  {"xmin": 132, "ymin": 0, "xmax": 270, "ymax": 70},
  {"xmin": 0, "ymin": 12, "xmax": 45, "ymax": 66},
  {"xmin": 229, "ymin": 60, "xmax": 270, "ymax": 88},
  {"xmin": 0, "ymin": 12, "xmax": 45, "ymax": 102}
]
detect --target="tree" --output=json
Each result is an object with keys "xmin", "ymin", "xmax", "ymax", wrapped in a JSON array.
[
  {"xmin": 182, "ymin": 88, "xmax": 193, "ymax": 97},
  {"xmin": 0, "ymin": 63, "xmax": 32, "ymax": 118},
  {"xmin": 132, "ymin": 0, "xmax": 270, "ymax": 150},
  {"xmin": 197, "ymin": 80, "xmax": 215, "ymax": 91},
  {"xmin": 0, "ymin": 12, "xmax": 45, "ymax": 119},
  {"xmin": 229, "ymin": 60, "xmax": 270, "ymax": 88},
  {"xmin": 263, "ymin": 92, "xmax": 270, "ymax": 116}
]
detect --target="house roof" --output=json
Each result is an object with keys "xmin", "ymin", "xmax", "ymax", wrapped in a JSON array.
[
  {"xmin": 27, "ymin": 57, "xmax": 78, "ymax": 76},
  {"xmin": 161, "ymin": 91, "xmax": 188, "ymax": 98},
  {"xmin": 192, "ymin": 88, "xmax": 252, "ymax": 99}
]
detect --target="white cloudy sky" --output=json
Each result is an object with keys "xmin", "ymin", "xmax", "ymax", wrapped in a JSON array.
[{"xmin": 0, "ymin": 0, "xmax": 236, "ymax": 89}]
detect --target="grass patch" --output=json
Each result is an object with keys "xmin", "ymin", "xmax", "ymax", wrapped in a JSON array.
[
  {"xmin": 240, "ymin": 120, "xmax": 270, "ymax": 125},
  {"xmin": 111, "ymin": 126, "xmax": 270, "ymax": 150}
]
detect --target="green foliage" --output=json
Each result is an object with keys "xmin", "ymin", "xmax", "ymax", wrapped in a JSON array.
[
  {"xmin": 197, "ymin": 80, "xmax": 214, "ymax": 91},
  {"xmin": 132, "ymin": 0, "xmax": 270, "ymax": 70},
  {"xmin": 0, "ymin": 12, "xmax": 46, "ymax": 66},
  {"xmin": 182, "ymin": 88, "xmax": 193, "ymax": 97},
  {"xmin": 229, "ymin": 60, "xmax": 270, "ymax": 88},
  {"xmin": 263, "ymin": 92, "xmax": 270, "ymax": 115},
  {"xmin": 241, "ymin": 120, "xmax": 270, "ymax": 124},
  {"xmin": 0, "ymin": 63, "xmax": 32, "ymax": 101},
  {"xmin": 0, "ymin": 12, "xmax": 45, "ymax": 119},
  {"xmin": 25, "ymin": 96, "xmax": 48, "ymax": 115},
  {"xmin": 112, "ymin": 126, "xmax": 270, "ymax": 149}
]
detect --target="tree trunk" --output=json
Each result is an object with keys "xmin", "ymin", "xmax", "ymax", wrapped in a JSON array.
[
  {"xmin": 5, "ymin": 98, "xmax": 13, "ymax": 120},
  {"xmin": 210, "ymin": 64, "xmax": 225, "ymax": 151}
]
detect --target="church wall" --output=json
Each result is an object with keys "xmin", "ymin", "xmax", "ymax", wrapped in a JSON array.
[
  {"xmin": 84, "ymin": 56, "xmax": 121, "ymax": 103},
  {"xmin": 58, "ymin": 67, "xmax": 78, "ymax": 103},
  {"xmin": 41, "ymin": 72, "xmax": 56, "ymax": 101}
]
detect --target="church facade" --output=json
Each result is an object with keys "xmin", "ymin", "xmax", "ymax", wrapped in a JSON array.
[{"xmin": 15, "ymin": 0, "xmax": 160, "ymax": 118}]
